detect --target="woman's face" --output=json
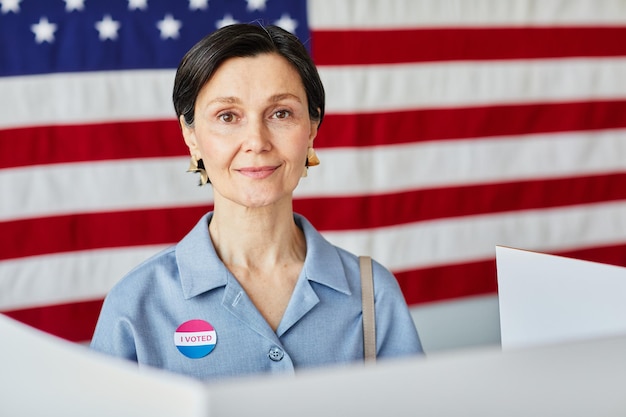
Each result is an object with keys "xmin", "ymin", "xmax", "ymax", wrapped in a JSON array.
[{"xmin": 181, "ymin": 53, "xmax": 318, "ymax": 210}]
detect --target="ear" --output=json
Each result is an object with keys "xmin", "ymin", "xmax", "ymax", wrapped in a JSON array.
[
  {"xmin": 308, "ymin": 112, "xmax": 321, "ymax": 147},
  {"xmin": 179, "ymin": 115, "xmax": 201, "ymax": 157}
]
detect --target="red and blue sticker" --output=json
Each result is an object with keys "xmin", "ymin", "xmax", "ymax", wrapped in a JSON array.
[{"xmin": 174, "ymin": 319, "xmax": 217, "ymax": 359}]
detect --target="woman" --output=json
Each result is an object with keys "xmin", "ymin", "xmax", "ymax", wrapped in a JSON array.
[{"xmin": 90, "ymin": 23, "xmax": 422, "ymax": 381}]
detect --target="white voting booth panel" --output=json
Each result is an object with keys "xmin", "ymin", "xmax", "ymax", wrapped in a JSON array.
[
  {"xmin": 0, "ymin": 313, "xmax": 209, "ymax": 417},
  {"xmin": 496, "ymin": 246, "xmax": 626, "ymax": 350},
  {"xmin": 2, "ymin": 313, "xmax": 626, "ymax": 416},
  {"xmin": 208, "ymin": 336, "xmax": 626, "ymax": 417}
]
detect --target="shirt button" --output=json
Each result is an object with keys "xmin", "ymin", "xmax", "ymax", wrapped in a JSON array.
[{"xmin": 268, "ymin": 346, "xmax": 284, "ymax": 362}]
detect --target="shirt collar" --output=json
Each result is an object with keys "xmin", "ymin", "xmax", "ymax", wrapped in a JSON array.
[
  {"xmin": 176, "ymin": 212, "xmax": 351, "ymax": 299},
  {"xmin": 295, "ymin": 214, "xmax": 351, "ymax": 295},
  {"xmin": 177, "ymin": 212, "xmax": 229, "ymax": 299}
]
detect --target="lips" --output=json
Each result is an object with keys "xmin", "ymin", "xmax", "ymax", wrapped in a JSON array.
[{"xmin": 237, "ymin": 166, "xmax": 278, "ymax": 179}]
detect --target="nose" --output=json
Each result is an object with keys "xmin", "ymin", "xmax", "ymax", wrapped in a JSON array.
[{"xmin": 243, "ymin": 116, "xmax": 271, "ymax": 153}]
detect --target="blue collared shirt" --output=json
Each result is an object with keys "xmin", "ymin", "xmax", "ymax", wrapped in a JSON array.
[{"xmin": 90, "ymin": 212, "xmax": 423, "ymax": 381}]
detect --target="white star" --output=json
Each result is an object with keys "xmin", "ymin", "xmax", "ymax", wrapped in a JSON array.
[
  {"xmin": 216, "ymin": 14, "xmax": 238, "ymax": 29},
  {"xmin": 1, "ymin": 0, "xmax": 21, "ymax": 14},
  {"xmin": 274, "ymin": 13, "xmax": 298, "ymax": 34},
  {"xmin": 95, "ymin": 15, "xmax": 121, "ymax": 41},
  {"xmin": 189, "ymin": 0, "xmax": 208, "ymax": 11},
  {"xmin": 157, "ymin": 14, "xmax": 182, "ymax": 39},
  {"xmin": 246, "ymin": 0, "xmax": 266, "ymax": 12},
  {"xmin": 128, "ymin": 0, "xmax": 147, "ymax": 11},
  {"xmin": 31, "ymin": 17, "xmax": 57, "ymax": 44},
  {"xmin": 63, "ymin": 0, "xmax": 85, "ymax": 12}
]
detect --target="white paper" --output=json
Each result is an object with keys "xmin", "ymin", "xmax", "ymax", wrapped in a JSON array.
[{"xmin": 496, "ymin": 245, "xmax": 626, "ymax": 350}]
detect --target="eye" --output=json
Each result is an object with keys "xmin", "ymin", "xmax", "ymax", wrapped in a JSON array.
[
  {"xmin": 218, "ymin": 112, "xmax": 236, "ymax": 123},
  {"xmin": 273, "ymin": 109, "xmax": 291, "ymax": 119}
]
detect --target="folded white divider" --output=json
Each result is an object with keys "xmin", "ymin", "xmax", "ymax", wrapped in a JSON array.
[
  {"xmin": 2, "ymin": 312, "xmax": 626, "ymax": 416},
  {"xmin": 0, "ymin": 313, "xmax": 208, "ymax": 417},
  {"xmin": 496, "ymin": 245, "xmax": 626, "ymax": 350}
]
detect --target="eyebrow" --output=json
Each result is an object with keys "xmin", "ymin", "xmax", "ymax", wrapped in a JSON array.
[
  {"xmin": 268, "ymin": 93, "xmax": 302, "ymax": 103},
  {"xmin": 206, "ymin": 93, "xmax": 302, "ymax": 106},
  {"xmin": 207, "ymin": 96, "xmax": 240, "ymax": 105}
]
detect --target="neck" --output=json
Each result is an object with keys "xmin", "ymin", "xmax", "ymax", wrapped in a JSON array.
[{"xmin": 208, "ymin": 199, "xmax": 306, "ymax": 270}]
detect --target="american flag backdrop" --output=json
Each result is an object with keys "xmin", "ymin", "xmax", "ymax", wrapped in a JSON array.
[{"xmin": 2, "ymin": 0, "xmax": 626, "ymax": 343}]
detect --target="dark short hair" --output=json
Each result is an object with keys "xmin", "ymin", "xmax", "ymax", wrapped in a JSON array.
[{"xmin": 173, "ymin": 23, "xmax": 325, "ymax": 127}]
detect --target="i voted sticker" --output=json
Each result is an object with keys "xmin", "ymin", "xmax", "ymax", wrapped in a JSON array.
[{"xmin": 174, "ymin": 319, "xmax": 217, "ymax": 359}]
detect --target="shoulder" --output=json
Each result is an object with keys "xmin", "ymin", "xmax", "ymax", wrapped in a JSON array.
[
  {"xmin": 106, "ymin": 212, "xmax": 214, "ymax": 299},
  {"xmin": 107, "ymin": 246, "xmax": 178, "ymax": 297},
  {"xmin": 336, "ymin": 249, "xmax": 402, "ymax": 296},
  {"xmin": 324, "ymin": 238, "xmax": 423, "ymax": 355}
]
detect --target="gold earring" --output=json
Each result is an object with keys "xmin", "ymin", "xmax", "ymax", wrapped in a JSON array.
[
  {"xmin": 307, "ymin": 148, "xmax": 320, "ymax": 166},
  {"xmin": 187, "ymin": 155, "xmax": 209, "ymax": 186},
  {"xmin": 302, "ymin": 148, "xmax": 320, "ymax": 177}
]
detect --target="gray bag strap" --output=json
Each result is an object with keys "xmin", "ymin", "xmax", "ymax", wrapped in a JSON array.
[{"xmin": 359, "ymin": 256, "xmax": 376, "ymax": 362}]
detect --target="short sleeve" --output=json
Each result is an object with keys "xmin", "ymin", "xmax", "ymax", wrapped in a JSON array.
[{"xmin": 370, "ymin": 259, "xmax": 424, "ymax": 358}]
